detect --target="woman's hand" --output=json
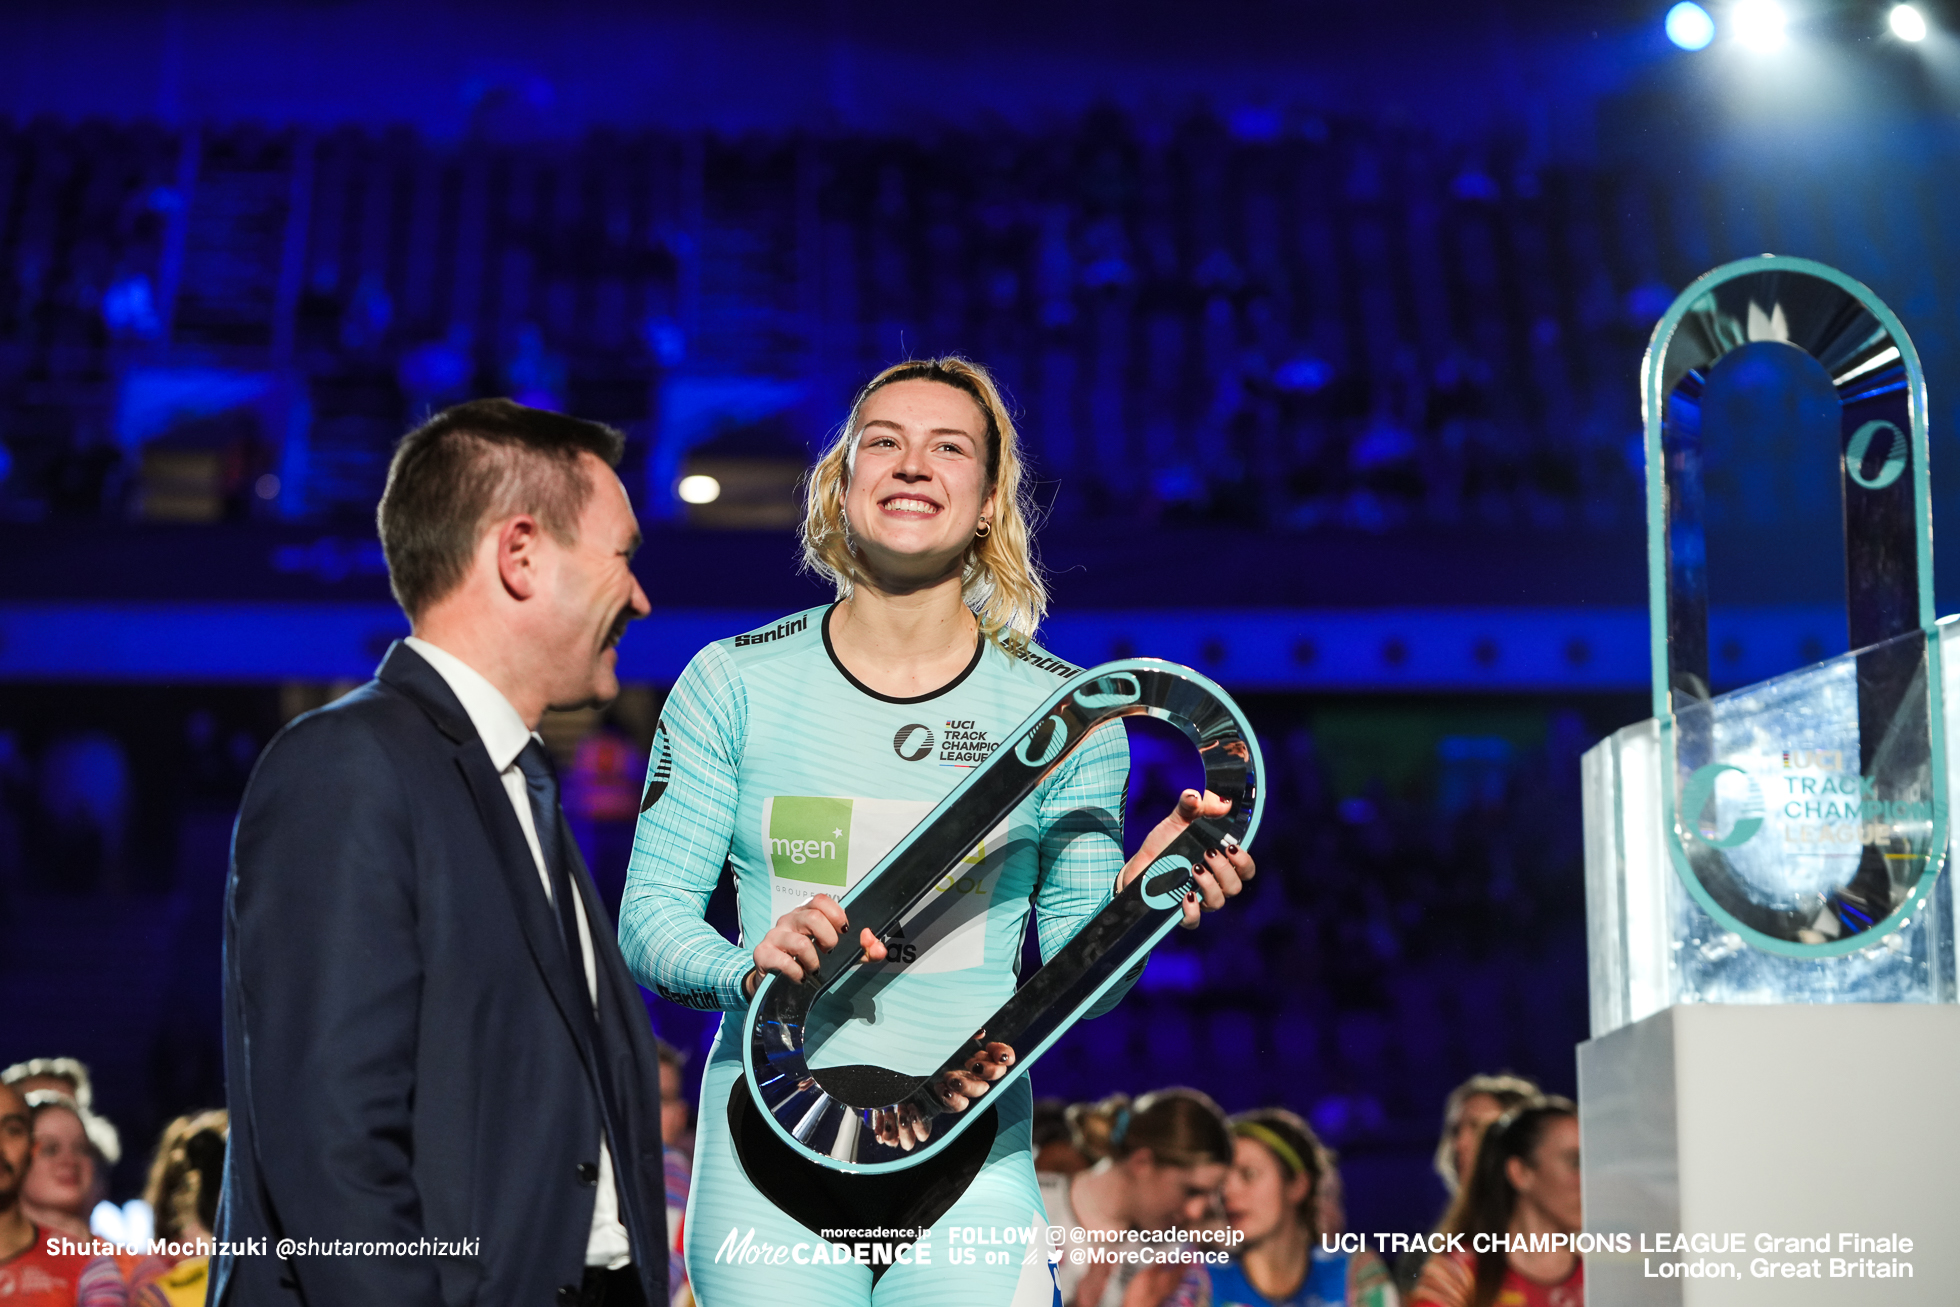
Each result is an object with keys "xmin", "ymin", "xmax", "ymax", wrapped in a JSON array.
[
  {"xmin": 871, "ymin": 1102, "xmax": 932, "ymax": 1151},
  {"xmin": 1118, "ymin": 789, "xmax": 1256, "ymax": 929},
  {"xmin": 931, "ymin": 1037, "xmax": 1016, "ymax": 1111},
  {"xmin": 747, "ymin": 893, "xmax": 886, "ymax": 994}
]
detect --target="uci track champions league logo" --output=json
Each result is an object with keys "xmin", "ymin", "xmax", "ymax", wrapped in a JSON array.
[
  {"xmin": 893, "ymin": 724, "xmax": 934, "ymax": 762},
  {"xmin": 893, "ymin": 721, "xmax": 997, "ymax": 767},
  {"xmin": 1682, "ymin": 749, "xmax": 1933, "ymax": 853},
  {"xmin": 1681, "ymin": 764, "xmax": 1766, "ymax": 849}
]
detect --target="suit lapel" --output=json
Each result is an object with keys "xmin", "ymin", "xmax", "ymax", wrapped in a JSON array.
[
  {"xmin": 378, "ymin": 640, "xmax": 601, "ymax": 1067},
  {"xmin": 451, "ymin": 740, "xmax": 603, "ymax": 1073},
  {"xmin": 381, "ymin": 640, "xmax": 652, "ymax": 1258}
]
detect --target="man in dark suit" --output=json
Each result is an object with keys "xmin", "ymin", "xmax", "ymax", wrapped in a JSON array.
[{"xmin": 212, "ymin": 399, "xmax": 666, "ymax": 1306}]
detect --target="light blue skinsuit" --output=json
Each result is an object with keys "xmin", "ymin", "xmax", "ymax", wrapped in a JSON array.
[{"xmin": 619, "ymin": 605, "xmax": 1139, "ymax": 1305}]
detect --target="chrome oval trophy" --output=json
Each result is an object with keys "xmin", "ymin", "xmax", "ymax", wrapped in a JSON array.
[
  {"xmin": 1583, "ymin": 255, "xmax": 1953, "ymax": 1035},
  {"xmin": 743, "ymin": 659, "xmax": 1262, "ymax": 1173}
]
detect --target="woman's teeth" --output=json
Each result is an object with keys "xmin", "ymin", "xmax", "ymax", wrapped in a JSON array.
[{"xmin": 884, "ymin": 498, "xmax": 939, "ymax": 514}]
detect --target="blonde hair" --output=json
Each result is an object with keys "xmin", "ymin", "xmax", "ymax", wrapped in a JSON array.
[
  {"xmin": 800, "ymin": 357, "xmax": 1047, "ymax": 644},
  {"xmin": 1433, "ymin": 1072, "xmax": 1540, "ymax": 1196},
  {"xmin": 144, "ymin": 1109, "xmax": 228, "ymax": 1241}
]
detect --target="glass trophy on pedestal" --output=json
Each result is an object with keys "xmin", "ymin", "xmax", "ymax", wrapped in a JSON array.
[{"xmin": 1581, "ymin": 255, "xmax": 1958, "ymax": 1037}]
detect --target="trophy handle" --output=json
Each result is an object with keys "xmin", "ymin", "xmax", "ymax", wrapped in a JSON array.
[
  {"xmin": 740, "ymin": 657, "xmax": 1264, "ymax": 1174},
  {"xmin": 1642, "ymin": 256, "xmax": 1947, "ymax": 958}
]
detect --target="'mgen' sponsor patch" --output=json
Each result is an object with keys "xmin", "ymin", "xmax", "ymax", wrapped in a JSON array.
[{"xmin": 766, "ymin": 795, "xmax": 852, "ymax": 886}]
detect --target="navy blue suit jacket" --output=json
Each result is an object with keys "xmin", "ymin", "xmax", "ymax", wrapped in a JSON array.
[{"xmin": 211, "ymin": 643, "xmax": 668, "ymax": 1306}]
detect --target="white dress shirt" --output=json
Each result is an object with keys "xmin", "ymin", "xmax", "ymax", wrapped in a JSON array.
[{"xmin": 404, "ymin": 637, "xmax": 633, "ymax": 1271}]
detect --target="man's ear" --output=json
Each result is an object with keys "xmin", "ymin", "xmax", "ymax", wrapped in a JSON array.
[{"xmin": 496, "ymin": 515, "xmax": 542, "ymax": 600}]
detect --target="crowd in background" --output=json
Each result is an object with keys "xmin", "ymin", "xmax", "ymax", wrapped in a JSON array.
[
  {"xmin": 0, "ymin": 1057, "xmax": 223, "ymax": 1305},
  {"xmin": 2, "ymin": 1054, "xmax": 1582, "ymax": 1307},
  {"xmin": 0, "ymin": 92, "xmax": 1662, "ymax": 1307},
  {"xmin": 0, "ymin": 684, "xmax": 1601, "ymax": 1237},
  {"xmin": 0, "ymin": 103, "xmax": 1815, "ymax": 533}
]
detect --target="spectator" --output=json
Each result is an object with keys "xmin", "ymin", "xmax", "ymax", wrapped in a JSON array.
[
  {"xmin": 1213, "ymin": 1109, "xmax": 1395, "ymax": 1306},
  {"xmin": 0, "ymin": 1062, "xmax": 120, "ymax": 1172},
  {"xmin": 1432, "ymin": 1074, "xmax": 1539, "ymax": 1198},
  {"xmin": 655, "ymin": 1040, "xmax": 690, "ymax": 1305},
  {"xmin": 1410, "ymin": 1098, "xmax": 1582, "ymax": 1307},
  {"xmin": 1313, "ymin": 1148, "xmax": 1349, "ymax": 1248},
  {"xmin": 1034, "ymin": 1098, "xmax": 1089, "ymax": 1176},
  {"xmin": 1044, "ymin": 1089, "xmax": 1234, "ymax": 1307},
  {"xmin": 126, "ymin": 1111, "xmax": 226, "ymax": 1307},
  {"xmin": 656, "ymin": 1039, "xmax": 691, "ymax": 1156},
  {"xmin": 1398, "ymin": 1074, "xmax": 1542, "ymax": 1296},
  {"xmin": 0, "ymin": 1079, "xmax": 127, "ymax": 1306},
  {"xmin": 21, "ymin": 1095, "xmax": 109, "ymax": 1242}
]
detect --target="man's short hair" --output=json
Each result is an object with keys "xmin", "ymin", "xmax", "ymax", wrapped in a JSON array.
[{"xmin": 377, "ymin": 398, "xmax": 627, "ymax": 619}]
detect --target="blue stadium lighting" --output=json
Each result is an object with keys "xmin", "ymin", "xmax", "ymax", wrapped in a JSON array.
[
  {"xmin": 1666, "ymin": 2, "xmax": 1717, "ymax": 49},
  {"xmin": 1891, "ymin": 4, "xmax": 1929, "ymax": 41}
]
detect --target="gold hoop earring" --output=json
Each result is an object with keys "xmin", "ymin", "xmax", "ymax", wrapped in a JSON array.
[{"xmin": 974, "ymin": 520, "xmax": 992, "ymax": 540}]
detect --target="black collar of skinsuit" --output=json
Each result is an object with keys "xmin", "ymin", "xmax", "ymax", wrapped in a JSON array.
[{"xmin": 375, "ymin": 639, "xmax": 480, "ymax": 745}]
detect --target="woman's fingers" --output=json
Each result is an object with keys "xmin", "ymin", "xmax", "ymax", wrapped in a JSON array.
[
  {"xmin": 792, "ymin": 905, "xmax": 842, "ymax": 952},
  {"xmin": 1120, "ymin": 789, "xmax": 1241, "ymax": 890},
  {"xmin": 882, "ymin": 1106, "xmax": 919, "ymax": 1148},
  {"xmin": 935, "ymin": 1071, "xmax": 982, "ymax": 1111},
  {"xmin": 756, "ymin": 893, "xmax": 888, "ymax": 984},
  {"xmin": 859, "ymin": 925, "xmax": 888, "ymax": 961},
  {"xmin": 965, "ymin": 1041, "xmax": 1015, "ymax": 1082},
  {"xmin": 752, "ymin": 949, "xmax": 797, "ymax": 983},
  {"xmin": 1185, "ymin": 788, "xmax": 1234, "ymax": 820},
  {"xmin": 806, "ymin": 893, "xmax": 848, "ymax": 930},
  {"xmin": 1201, "ymin": 847, "xmax": 1245, "ymax": 898},
  {"xmin": 1166, "ymin": 823, "xmax": 1256, "ymax": 931},
  {"xmin": 756, "ymin": 933, "xmax": 816, "ymax": 983},
  {"xmin": 873, "ymin": 1104, "xmax": 930, "ymax": 1149}
]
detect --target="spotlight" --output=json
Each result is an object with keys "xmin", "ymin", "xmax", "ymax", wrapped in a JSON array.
[
  {"xmin": 1731, "ymin": 0, "xmax": 1787, "ymax": 50},
  {"xmin": 1891, "ymin": 4, "xmax": 1929, "ymax": 40},
  {"xmin": 677, "ymin": 474, "xmax": 722, "ymax": 505},
  {"xmin": 1666, "ymin": 2, "xmax": 1717, "ymax": 49}
]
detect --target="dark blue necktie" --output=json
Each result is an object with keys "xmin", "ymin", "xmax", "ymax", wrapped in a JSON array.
[
  {"xmin": 516, "ymin": 739, "xmax": 588, "ymax": 992},
  {"xmin": 515, "ymin": 740, "xmax": 637, "ymax": 1241}
]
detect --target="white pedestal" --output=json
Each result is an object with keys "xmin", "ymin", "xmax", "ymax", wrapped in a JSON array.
[{"xmin": 1578, "ymin": 1004, "xmax": 1960, "ymax": 1304}]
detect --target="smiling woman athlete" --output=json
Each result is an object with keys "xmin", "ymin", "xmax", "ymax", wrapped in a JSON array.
[{"xmin": 618, "ymin": 357, "xmax": 1255, "ymax": 1306}]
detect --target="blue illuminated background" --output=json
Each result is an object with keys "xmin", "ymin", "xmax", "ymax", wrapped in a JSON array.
[{"xmin": 5, "ymin": 0, "xmax": 1960, "ymax": 1236}]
